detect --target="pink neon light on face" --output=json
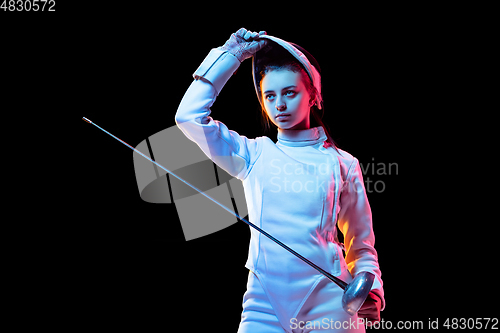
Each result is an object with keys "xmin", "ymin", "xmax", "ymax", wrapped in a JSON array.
[{"xmin": 261, "ymin": 70, "xmax": 312, "ymax": 130}]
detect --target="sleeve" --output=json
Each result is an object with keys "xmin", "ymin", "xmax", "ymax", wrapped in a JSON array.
[
  {"xmin": 337, "ymin": 157, "xmax": 385, "ymax": 310},
  {"xmin": 175, "ymin": 48, "xmax": 262, "ymax": 180}
]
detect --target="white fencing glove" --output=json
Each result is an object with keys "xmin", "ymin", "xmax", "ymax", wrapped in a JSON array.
[{"xmin": 219, "ymin": 28, "xmax": 267, "ymax": 63}]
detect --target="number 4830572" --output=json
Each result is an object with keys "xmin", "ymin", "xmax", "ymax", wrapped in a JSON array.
[{"xmin": 1, "ymin": 0, "xmax": 56, "ymax": 11}]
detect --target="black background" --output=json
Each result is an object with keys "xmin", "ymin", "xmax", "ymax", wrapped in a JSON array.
[{"xmin": 4, "ymin": 3, "xmax": 495, "ymax": 331}]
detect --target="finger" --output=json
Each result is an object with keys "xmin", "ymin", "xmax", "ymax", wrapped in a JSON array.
[
  {"xmin": 360, "ymin": 303, "xmax": 377, "ymax": 311},
  {"xmin": 359, "ymin": 312, "xmax": 381, "ymax": 323},
  {"xmin": 247, "ymin": 39, "xmax": 268, "ymax": 54},
  {"xmin": 235, "ymin": 28, "xmax": 247, "ymax": 38},
  {"xmin": 243, "ymin": 30, "xmax": 253, "ymax": 40},
  {"xmin": 359, "ymin": 313, "xmax": 380, "ymax": 321},
  {"xmin": 360, "ymin": 310, "xmax": 377, "ymax": 317},
  {"xmin": 258, "ymin": 30, "xmax": 267, "ymax": 36},
  {"xmin": 365, "ymin": 319, "xmax": 380, "ymax": 327},
  {"xmin": 359, "ymin": 303, "xmax": 377, "ymax": 311},
  {"xmin": 358, "ymin": 309, "xmax": 378, "ymax": 318}
]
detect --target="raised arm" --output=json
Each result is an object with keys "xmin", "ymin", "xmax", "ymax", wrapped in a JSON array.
[{"xmin": 175, "ymin": 28, "xmax": 267, "ymax": 179}]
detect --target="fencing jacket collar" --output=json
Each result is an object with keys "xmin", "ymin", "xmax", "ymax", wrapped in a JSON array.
[{"xmin": 277, "ymin": 126, "xmax": 327, "ymax": 147}]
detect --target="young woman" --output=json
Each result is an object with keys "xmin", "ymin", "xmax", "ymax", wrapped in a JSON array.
[{"xmin": 176, "ymin": 28, "xmax": 384, "ymax": 333}]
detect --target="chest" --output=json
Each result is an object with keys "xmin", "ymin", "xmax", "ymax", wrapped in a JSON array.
[{"xmin": 256, "ymin": 145, "xmax": 338, "ymax": 205}]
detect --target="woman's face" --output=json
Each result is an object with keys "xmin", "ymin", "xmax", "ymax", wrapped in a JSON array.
[{"xmin": 261, "ymin": 70, "xmax": 312, "ymax": 130}]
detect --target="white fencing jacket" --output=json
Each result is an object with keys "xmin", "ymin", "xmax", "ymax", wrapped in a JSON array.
[{"xmin": 175, "ymin": 48, "xmax": 385, "ymax": 320}]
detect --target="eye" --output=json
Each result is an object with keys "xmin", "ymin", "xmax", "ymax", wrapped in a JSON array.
[
  {"xmin": 265, "ymin": 94, "xmax": 276, "ymax": 101},
  {"xmin": 284, "ymin": 90, "xmax": 296, "ymax": 97}
]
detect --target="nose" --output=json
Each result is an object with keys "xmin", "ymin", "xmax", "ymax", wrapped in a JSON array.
[{"xmin": 275, "ymin": 100, "xmax": 286, "ymax": 111}]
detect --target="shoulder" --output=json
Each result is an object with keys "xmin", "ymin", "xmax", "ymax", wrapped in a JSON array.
[
  {"xmin": 328, "ymin": 146, "xmax": 359, "ymax": 181},
  {"xmin": 238, "ymin": 135, "xmax": 275, "ymax": 180},
  {"xmin": 244, "ymin": 135, "xmax": 275, "ymax": 149},
  {"xmin": 239, "ymin": 135, "xmax": 273, "ymax": 162},
  {"xmin": 242, "ymin": 135, "xmax": 280, "ymax": 164},
  {"xmin": 258, "ymin": 135, "xmax": 275, "ymax": 145},
  {"xmin": 242, "ymin": 134, "xmax": 273, "ymax": 146}
]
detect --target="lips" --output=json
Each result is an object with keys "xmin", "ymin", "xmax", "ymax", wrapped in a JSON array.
[{"xmin": 275, "ymin": 113, "xmax": 291, "ymax": 120}]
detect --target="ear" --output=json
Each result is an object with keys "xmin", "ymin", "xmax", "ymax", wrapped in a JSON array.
[
  {"xmin": 308, "ymin": 89, "xmax": 317, "ymax": 107},
  {"xmin": 309, "ymin": 97, "xmax": 316, "ymax": 108}
]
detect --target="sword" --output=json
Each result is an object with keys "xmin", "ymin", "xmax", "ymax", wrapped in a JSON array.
[{"xmin": 82, "ymin": 117, "xmax": 374, "ymax": 315}]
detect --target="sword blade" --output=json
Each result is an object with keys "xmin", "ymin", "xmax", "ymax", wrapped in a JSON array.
[{"xmin": 83, "ymin": 117, "xmax": 348, "ymax": 290}]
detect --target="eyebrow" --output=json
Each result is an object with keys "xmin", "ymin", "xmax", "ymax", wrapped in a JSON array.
[{"xmin": 263, "ymin": 85, "xmax": 297, "ymax": 95}]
